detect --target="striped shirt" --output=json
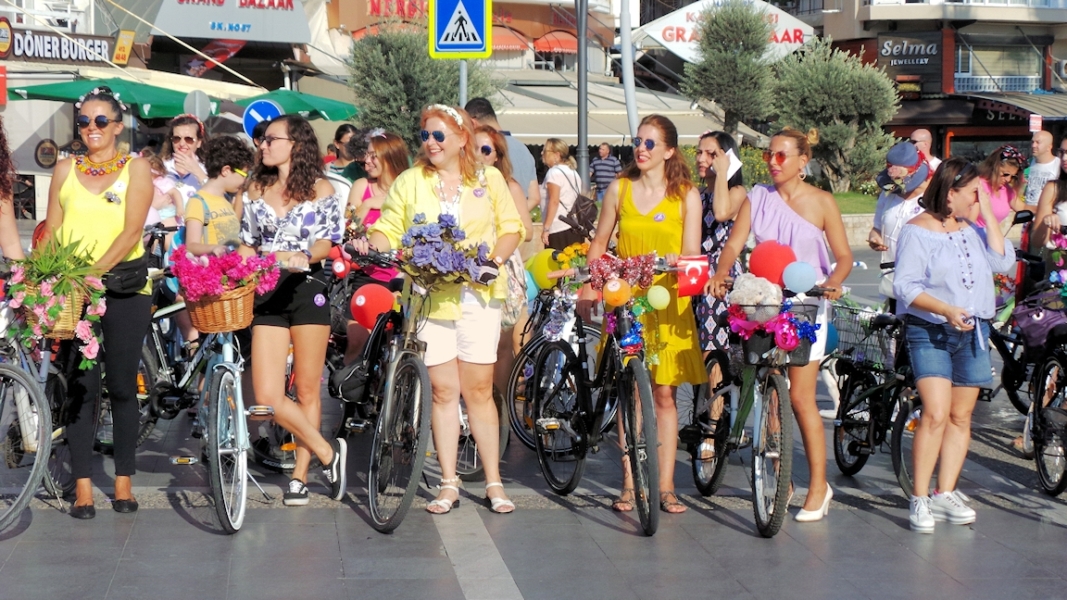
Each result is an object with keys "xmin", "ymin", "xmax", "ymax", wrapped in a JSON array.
[{"xmin": 590, "ymin": 155, "xmax": 622, "ymax": 189}]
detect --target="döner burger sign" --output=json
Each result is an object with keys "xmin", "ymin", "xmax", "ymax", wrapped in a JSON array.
[{"xmin": 0, "ymin": 18, "xmax": 112, "ymax": 65}]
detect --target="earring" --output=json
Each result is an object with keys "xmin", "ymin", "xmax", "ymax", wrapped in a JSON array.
[{"xmin": 799, "ymin": 172, "xmax": 807, "ymax": 181}]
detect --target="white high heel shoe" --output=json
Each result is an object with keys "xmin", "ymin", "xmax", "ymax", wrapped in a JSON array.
[{"xmin": 795, "ymin": 484, "xmax": 833, "ymax": 522}]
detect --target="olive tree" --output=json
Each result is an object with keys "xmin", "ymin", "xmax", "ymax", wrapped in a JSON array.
[
  {"xmin": 682, "ymin": 0, "xmax": 775, "ymax": 136},
  {"xmin": 772, "ymin": 37, "xmax": 899, "ymax": 193},
  {"xmin": 349, "ymin": 23, "xmax": 502, "ymax": 152}
]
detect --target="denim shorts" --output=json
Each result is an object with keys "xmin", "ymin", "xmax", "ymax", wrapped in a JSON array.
[{"xmin": 905, "ymin": 315, "xmax": 992, "ymax": 387}]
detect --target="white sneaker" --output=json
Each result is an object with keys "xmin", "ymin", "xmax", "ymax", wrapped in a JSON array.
[
  {"xmin": 930, "ymin": 490, "xmax": 976, "ymax": 525},
  {"xmin": 909, "ymin": 495, "xmax": 935, "ymax": 533}
]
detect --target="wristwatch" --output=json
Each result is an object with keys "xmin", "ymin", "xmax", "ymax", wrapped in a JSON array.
[{"xmin": 492, "ymin": 255, "xmax": 505, "ymax": 266}]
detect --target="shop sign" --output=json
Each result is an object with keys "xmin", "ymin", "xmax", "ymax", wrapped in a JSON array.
[
  {"xmin": 152, "ymin": 0, "xmax": 311, "ymax": 43},
  {"xmin": 0, "ymin": 18, "xmax": 11, "ymax": 59},
  {"xmin": 0, "ymin": 21, "xmax": 113, "ymax": 65},
  {"xmin": 112, "ymin": 30, "xmax": 136, "ymax": 65},
  {"xmin": 34, "ymin": 139, "xmax": 58, "ymax": 170},
  {"xmin": 877, "ymin": 32, "xmax": 941, "ymax": 94},
  {"xmin": 632, "ymin": 0, "xmax": 813, "ymax": 63},
  {"xmin": 367, "ymin": 0, "xmax": 427, "ymax": 18}
]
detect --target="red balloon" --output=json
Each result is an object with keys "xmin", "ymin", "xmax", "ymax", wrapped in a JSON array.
[
  {"xmin": 749, "ymin": 241, "xmax": 796, "ymax": 287},
  {"xmin": 328, "ymin": 245, "xmax": 342, "ymax": 261},
  {"xmin": 350, "ymin": 284, "xmax": 394, "ymax": 329},
  {"xmin": 332, "ymin": 258, "xmax": 350, "ymax": 279}
]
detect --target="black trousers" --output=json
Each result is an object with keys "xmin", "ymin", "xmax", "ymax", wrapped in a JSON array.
[{"xmin": 65, "ymin": 292, "xmax": 153, "ymax": 480}]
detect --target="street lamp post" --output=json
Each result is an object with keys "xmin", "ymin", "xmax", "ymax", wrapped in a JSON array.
[{"xmin": 576, "ymin": 0, "xmax": 589, "ymax": 191}]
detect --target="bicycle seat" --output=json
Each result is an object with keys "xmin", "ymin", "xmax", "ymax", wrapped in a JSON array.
[{"xmin": 870, "ymin": 313, "xmax": 901, "ymax": 331}]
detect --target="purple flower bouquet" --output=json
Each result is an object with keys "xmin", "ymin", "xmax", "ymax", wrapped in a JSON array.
[{"xmin": 398, "ymin": 213, "xmax": 489, "ymax": 291}]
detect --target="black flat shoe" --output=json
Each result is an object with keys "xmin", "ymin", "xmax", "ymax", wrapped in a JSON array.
[
  {"xmin": 71, "ymin": 504, "xmax": 96, "ymax": 520},
  {"xmin": 111, "ymin": 499, "xmax": 138, "ymax": 513}
]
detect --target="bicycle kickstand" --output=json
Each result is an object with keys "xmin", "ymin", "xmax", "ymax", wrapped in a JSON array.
[{"xmin": 247, "ymin": 472, "xmax": 274, "ymax": 502}]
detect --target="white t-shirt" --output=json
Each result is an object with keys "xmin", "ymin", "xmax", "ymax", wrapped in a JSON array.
[
  {"xmin": 873, "ymin": 190, "xmax": 924, "ymax": 265},
  {"xmin": 926, "ymin": 155, "xmax": 942, "ymax": 173},
  {"xmin": 540, "ymin": 165, "xmax": 581, "ymax": 233},
  {"xmin": 1026, "ymin": 157, "xmax": 1062, "ymax": 206}
]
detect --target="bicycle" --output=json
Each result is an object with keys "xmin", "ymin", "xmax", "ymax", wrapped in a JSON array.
[
  {"xmin": 683, "ymin": 289, "xmax": 825, "ymax": 537},
  {"xmin": 1028, "ymin": 347, "xmax": 1067, "ymax": 496},
  {"xmin": 528, "ymin": 255, "xmax": 666, "ymax": 536},
  {"xmin": 332, "ymin": 249, "xmax": 433, "ymax": 533}
]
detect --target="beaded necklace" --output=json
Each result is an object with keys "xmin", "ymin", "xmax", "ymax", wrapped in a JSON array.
[
  {"xmin": 434, "ymin": 172, "xmax": 464, "ymax": 220},
  {"xmin": 942, "ymin": 217, "xmax": 975, "ymax": 290},
  {"xmin": 75, "ymin": 153, "xmax": 130, "ymax": 177}
]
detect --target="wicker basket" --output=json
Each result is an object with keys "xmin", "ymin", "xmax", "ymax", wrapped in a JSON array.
[
  {"xmin": 23, "ymin": 284, "xmax": 85, "ymax": 340},
  {"xmin": 186, "ymin": 284, "xmax": 255, "ymax": 334}
]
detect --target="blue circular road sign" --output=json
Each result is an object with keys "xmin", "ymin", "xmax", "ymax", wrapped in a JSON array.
[{"xmin": 242, "ymin": 99, "xmax": 283, "ymax": 138}]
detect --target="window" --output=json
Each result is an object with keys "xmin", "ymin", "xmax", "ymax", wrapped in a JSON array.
[
  {"xmin": 967, "ymin": 46, "xmax": 1040, "ymax": 77},
  {"xmin": 955, "ymin": 46, "xmax": 971, "ymax": 75}
]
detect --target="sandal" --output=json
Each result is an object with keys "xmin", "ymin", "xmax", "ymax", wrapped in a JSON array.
[
  {"xmin": 612, "ymin": 488, "xmax": 635, "ymax": 512},
  {"xmin": 426, "ymin": 477, "xmax": 460, "ymax": 514},
  {"xmin": 485, "ymin": 482, "xmax": 515, "ymax": 514},
  {"xmin": 660, "ymin": 491, "xmax": 687, "ymax": 514}
]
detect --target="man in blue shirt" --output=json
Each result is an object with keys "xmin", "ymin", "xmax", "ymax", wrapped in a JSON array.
[{"xmin": 589, "ymin": 143, "xmax": 621, "ymax": 202}]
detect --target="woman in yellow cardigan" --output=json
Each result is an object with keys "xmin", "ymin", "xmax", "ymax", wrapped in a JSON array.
[{"xmin": 367, "ymin": 105, "xmax": 525, "ymax": 514}]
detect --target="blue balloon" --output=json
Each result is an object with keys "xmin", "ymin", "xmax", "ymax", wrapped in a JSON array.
[
  {"xmin": 525, "ymin": 269, "xmax": 539, "ymax": 302},
  {"xmin": 825, "ymin": 322, "xmax": 838, "ymax": 354},
  {"xmin": 783, "ymin": 261, "xmax": 818, "ymax": 294}
]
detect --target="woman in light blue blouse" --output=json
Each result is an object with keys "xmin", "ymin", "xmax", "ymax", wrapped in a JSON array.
[{"xmin": 893, "ymin": 157, "xmax": 1016, "ymax": 534}]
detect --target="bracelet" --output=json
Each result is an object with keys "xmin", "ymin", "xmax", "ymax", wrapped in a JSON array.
[{"xmin": 300, "ymin": 249, "xmax": 312, "ymax": 260}]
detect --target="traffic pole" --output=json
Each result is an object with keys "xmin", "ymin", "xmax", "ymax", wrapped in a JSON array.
[
  {"xmin": 576, "ymin": 0, "xmax": 589, "ymax": 191},
  {"xmin": 459, "ymin": 59, "xmax": 468, "ymax": 106},
  {"xmin": 619, "ymin": 0, "xmax": 638, "ymax": 140}
]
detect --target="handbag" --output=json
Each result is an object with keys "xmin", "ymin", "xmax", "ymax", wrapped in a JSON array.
[
  {"xmin": 561, "ymin": 169, "xmax": 597, "ymax": 238},
  {"xmin": 1013, "ymin": 289, "xmax": 1067, "ymax": 350},
  {"xmin": 484, "ymin": 168, "xmax": 527, "ymax": 327},
  {"xmin": 878, "ymin": 269, "xmax": 895, "ymax": 300},
  {"xmin": 104, "ymin": 254, "xmax": 149, "ymax": 295}
]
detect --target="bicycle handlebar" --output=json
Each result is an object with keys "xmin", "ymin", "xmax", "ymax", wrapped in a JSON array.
[
  {"xmin": 547, "ymin": 256, "xmax": 675, "ymax": 285},
  {"xmin": 341, "ymin": 244, "xmax": 399, "ymax": 270}
]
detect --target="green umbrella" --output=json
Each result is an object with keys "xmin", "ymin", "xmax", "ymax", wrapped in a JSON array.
[
  {"xmin": 6, "ymin": 77, "xmax": 210, "ymax": 120},
  {"xmin": 235, "ymin": 89, "xmax": 357, "ymax": 121}
]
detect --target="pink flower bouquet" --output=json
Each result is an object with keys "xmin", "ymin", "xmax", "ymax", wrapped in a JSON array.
[{"xmin": 170, "ymin": 245, "xmax": 280, "ymax": 303}]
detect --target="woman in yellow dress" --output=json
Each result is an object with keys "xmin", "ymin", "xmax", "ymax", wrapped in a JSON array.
[{"xmin": 579, "ymin": 114, "xmax": 704, "ymax": 514}]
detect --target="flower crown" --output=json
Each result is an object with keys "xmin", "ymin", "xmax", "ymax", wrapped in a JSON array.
[
  {"xmin": 366, "ymin": 127, "xmax": 386, "ymax": 139},
  {"xmin": 75, "ymin": 87, "xmax": 128, "ymax": 112},
  {"xmin": 427, "ymin": 104, "xmax": 464, "ymax": 129},
  {"xmin": 171, "ymin": 113, "xmax": 206, "ymax": 139}
]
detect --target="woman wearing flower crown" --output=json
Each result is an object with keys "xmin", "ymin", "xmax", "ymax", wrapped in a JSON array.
[
  {"xmin": 239, "ymin": 114, "xmax": 348, "ymax": 507},
  {"xmin": 40, "ymin": 87, "xmax": 155, "ymax": 519},
  {"xmin": 0, "ymin": 116, "xmax": 24, "ymax": 260},
  {"xmin": 362, "ymin": 104, "xmax": 525, "ymax": 515},
  {"xmin": 578, "ymin": 114, "xmax": 705, "ymax": 514},
  {"xmin": 160, "ymin": 114, "xmax": 208, "ymax": 207},
  {"xmin": 708, "ymin": 128, "xmax": 852, "ymax": 523}
]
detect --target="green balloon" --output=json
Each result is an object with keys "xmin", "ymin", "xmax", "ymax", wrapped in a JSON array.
[{"xmin": 647, "ymin": 285, "xmax": 670, "ymax": 310}]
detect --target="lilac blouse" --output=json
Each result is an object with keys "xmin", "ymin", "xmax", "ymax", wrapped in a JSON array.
[{"xmin": 748, "ymin": 184, "xmax": 834, "ymax": 277}]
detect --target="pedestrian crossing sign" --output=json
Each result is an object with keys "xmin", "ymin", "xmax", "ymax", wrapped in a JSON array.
[{"xmin": 429, "ymin": 0, "xmax": 491, "ymax": 59}]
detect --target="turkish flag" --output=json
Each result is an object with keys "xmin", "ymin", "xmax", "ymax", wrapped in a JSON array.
[{"xmin": 676, "ymin": 256, "xmax": 709, "ymax": 297}]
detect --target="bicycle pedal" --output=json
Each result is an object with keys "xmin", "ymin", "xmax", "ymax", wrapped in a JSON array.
[
  {"xmin": 345, "ymin": 418, "xmax": 371, "ymax": 433},
  {"xmin": 536, "ymin": 418, "xmax": 562, "ymax": 433},
  {"xmin": 246, "ymin": 405, "xmax": 275, "ymax": 419},
  {"xmin": 190, "ymin": 427, "xmax": 203, "ymax": 440}
]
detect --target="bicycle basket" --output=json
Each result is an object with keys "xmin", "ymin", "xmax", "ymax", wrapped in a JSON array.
[
  {"xmin": 735, "ymin": 303, "xmax": 816, "ymax": 367},
  {"xmin": 831, "ymin": 304, "xmax": 896, "ymax": 369}
]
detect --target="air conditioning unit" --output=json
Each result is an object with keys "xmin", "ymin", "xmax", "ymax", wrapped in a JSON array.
[{"xmin": 1057, "ymin": 60, "xmax": 1067, "ymax": 80}]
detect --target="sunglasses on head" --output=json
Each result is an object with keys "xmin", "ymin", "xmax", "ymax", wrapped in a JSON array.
[
  {"xmin": 170, "ymin": 135, "xmax": 197, "ymax": 146},
  {"xmin": 632, "ymin": 138, "xmax": 656, "ymax": 151},
  {"xmin": 480, "ymin": 145, "xmax": 493, "ymax": 156},
  {"xmin": 77, "ymin": 115, "xmax": 119, "ymax": 129},
  {"xmin": 420, "ymin": 130, "xmax": 447, "ymax": 143},
  {"xmin": 762, "ymin": 150, "xmax": 795, "ymax": 165}
]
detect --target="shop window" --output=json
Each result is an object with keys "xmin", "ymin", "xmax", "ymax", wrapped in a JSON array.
[
  {"xmin": 968, "ymin": 46, "xmax": 1039, "ymax": 77},
  {"xmin": 955, "ymin": 46, "xmax": 971, "ymax": 75}
]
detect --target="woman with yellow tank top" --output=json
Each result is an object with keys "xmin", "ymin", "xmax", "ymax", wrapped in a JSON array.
[
  {"xmin": 40, "ymin": 87, "xmax": 154, "ymax": 520},
  {"xmin": 579, "ymin": 114, "xmax": 704, "ymax": 515}
]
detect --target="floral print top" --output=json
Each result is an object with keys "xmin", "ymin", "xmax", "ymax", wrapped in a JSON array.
[{"xmin": 240, "ymin": 193, "xmax": 344, "ymax": 253}]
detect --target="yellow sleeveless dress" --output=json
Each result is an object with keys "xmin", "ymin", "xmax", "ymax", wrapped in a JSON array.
[
  {"xmin": 56, "ymin": 160, "xmax": 149, "ymax": 295},
  {"xmin": 617, "ymin": 178, "xmax": 704, "ymax": 387}
]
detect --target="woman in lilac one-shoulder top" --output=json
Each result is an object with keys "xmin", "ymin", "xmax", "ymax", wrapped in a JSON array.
[{"xmin": 709, "ymin": 129, "xmax": 853, "ymax": 523}]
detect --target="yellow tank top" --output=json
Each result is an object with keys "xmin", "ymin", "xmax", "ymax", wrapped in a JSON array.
[{"xmin": 56, "ymin": 161, "xmax": 144, "ymax": 264}]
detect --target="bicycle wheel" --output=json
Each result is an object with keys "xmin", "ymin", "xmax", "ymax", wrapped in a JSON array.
[
  {"xmin": 891, "ymin": 393, "xmax": 921, "ymax": 498},
  {"xmin": 531, "ymin": 342, "xmax": 587, "ymax": 495},
  {"xmin": 368, "ymin": 352, "xmax": 432, "ymax": 533},
  {"xmin": 206, "ymin": 368, "xmax": 247, "ymax": 534},
  {"xmin": 833, "ymin": 370, "xmax": 874, "ymax": 476},
  {"xmin": 0, "ymin": 363, "xmax": 52, "ymax": 530},
  {"xmin": 751, "ymin": 373, "xmax": 792, "ymax": 538},
  {"xmin": 621, "ymin": 359, "xmax": 659, "ymax": 536},
  {"xmin": 689, "ymin": 352, "xmax": 730, "ymax": 496},
  {"xmin": 1033, "ymin": 355, "xmax": 1067, "ymax": 496},
  {"xmin": 456, "ymin": 386, "xmax": 509, "ymax": 482},
  {"xmin": 44, "ymin": 370, "xmax": 74, "ymax": 499}
]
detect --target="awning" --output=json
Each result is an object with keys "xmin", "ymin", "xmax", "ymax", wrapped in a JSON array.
[
  {"xmin": 953, "ymin": 91, "xmax": 1067, "ymax": 121},
  {"xmin": 534, "ymin": 31, "xmax": 578, "ymax": 55},
  {"xmin": 887, "ymin": 99, "xmax": 975, "ymax": 127},
  {"xmin": 492, "ymin": 26, "xmax": 529, "ymax": 52}
]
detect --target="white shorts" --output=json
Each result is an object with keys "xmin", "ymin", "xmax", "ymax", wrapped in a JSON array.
[
  {"xmin": 419, "ymin": 297, "xmax": 502, "ymax": 367},
  {"xmin": 806, "ymin": 298, "xmax": 830, "ymax": 363}
]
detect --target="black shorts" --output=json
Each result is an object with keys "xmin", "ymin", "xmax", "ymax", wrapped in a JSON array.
[{"xmin": 253, "ymin": 267, "xmax": 331, "ymax": 328}]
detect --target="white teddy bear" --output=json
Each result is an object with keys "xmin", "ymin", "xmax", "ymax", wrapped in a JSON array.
[{"xmin": 728, "ymin": 273, "xmax": 783, "ymax": 323}]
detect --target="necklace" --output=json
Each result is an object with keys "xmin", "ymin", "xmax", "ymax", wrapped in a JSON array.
[
  {"xmin": 75, "ymin": 153, "xmax": 130, "ymax": 177},
  {"xmin": 942, "ymin": 217, "xmax": 975, "ymax": 290},
  {"xmin": 434, "ymin": 173, "xmax": 464, "ymax": 218}
]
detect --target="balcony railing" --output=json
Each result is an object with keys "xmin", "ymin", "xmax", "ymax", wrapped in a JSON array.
[
  {"xmin": 865, "ymin": 0, "xmax": 1065, "ymax": 7},
  {"xmin": 0, "ymin": 3, "xmax": 86, "ymax": 34},
  {"xmin": 954, "ymin": 75, "xmax": 1042, "ymax": 92}
]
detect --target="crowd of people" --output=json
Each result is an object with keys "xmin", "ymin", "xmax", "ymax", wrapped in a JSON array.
[{"xmin": 0, "ymin": 87, "xmax": 1059, "ymax": 534}]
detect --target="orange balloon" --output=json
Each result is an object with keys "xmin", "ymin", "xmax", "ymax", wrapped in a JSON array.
[{"xmin": 602, "ymin": 278, "xmax": 632, "ymax": 308}]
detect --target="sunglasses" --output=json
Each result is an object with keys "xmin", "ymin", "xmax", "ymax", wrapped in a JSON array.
[
  {"xmin": 260, "ymin": 136, "xmax": 291, "ymax": 147},
  {"xmin": 77, "ymin": 115, "xmax": 120, "ymax": 129},
  {"xmin": 632, "ymin": 138, "xmax": 656, "ymax": 151},
  {"xmin": 480, "ymin": 145, "xmax": 494, "ymax": 156},
  {"xmin": 999, "ymin": 171, "xmax": 1019, "ymax": 182},
  {"xmin": 170, "ymin": 135, "xmax": 197, "ymax": 146},
  {"xmin": 1056, "ymin": 148, "xmax": 1067, "ymax": 157},
  {"xmin": 420, "ymin": 130, "xmax": 447, "ymax": 143},
  {"xmin": 232, "ymin": 168, "xmax": 248, "ymax": 178},
  {"xmin": 763, "ymin": 150, "xmax": 796, "ymax": 165}
]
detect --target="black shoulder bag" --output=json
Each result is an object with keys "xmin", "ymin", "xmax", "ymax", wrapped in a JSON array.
[{"xmin": 560, "ymin": 169, "xmax": 598, "ymax": 239}]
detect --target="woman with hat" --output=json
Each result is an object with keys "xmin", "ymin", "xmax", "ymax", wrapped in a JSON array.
[{"xmin": 868, "ymin": 141, "xmax": 932, "ymax": 313}]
